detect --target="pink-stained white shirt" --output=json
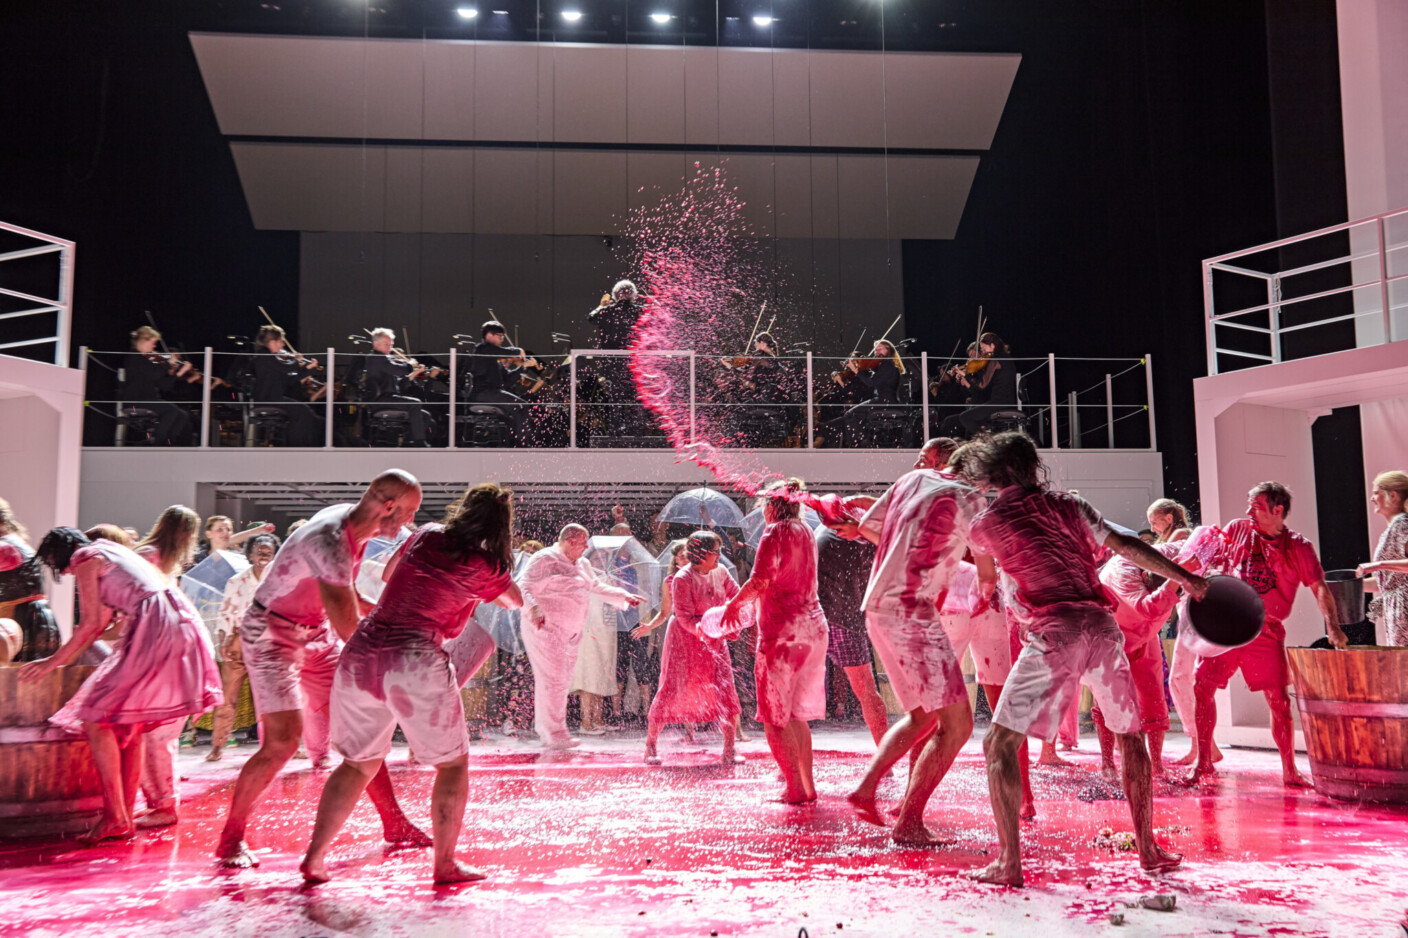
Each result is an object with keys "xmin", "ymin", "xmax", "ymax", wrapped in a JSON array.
[
  {"xmin": 1175, "ymin": 518, "xmax": 1322, "ymax": 638},
  {"xmin": 860, "ymin": 468, "xmax": 985, "ymax": 621},
  {"xmin": 969, "ymin": 486, "xmax": 1113, "ymax": 633},
  {"xmin": 752, "ymin": 518, "xmax": 823, "ymax": 626},
  {"xmin": 218, "ymin": 566, "xmax": 263, "ymax": 641},
  {"xmin": 518, "ymin": 543, "xmax": 634, "ymax": 631},
  {"xmin": 1098, "ymin": 546, "xmax": 1180, "ymax": 650},
  {"xmin": 252, "ymin": 503, "xmax": 357, "ymax": 627}
]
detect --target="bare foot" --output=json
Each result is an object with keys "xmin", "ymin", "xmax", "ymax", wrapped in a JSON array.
[
  {"xmin": 1099, "ymin": 764, "xmax": 1120, "ymax": 786},
  {"xmin": 971, "ymin": 859, "xmax": 1024, "ymax": 887},
  {"xmin": 136, "ymin": 808, "xmax": 179, "ymax": 829},
  {"xmin": 1019, "ymin": 799, "xmax": 1037, "ymax": 821},
  {"xmin": 772, "ymin": 787, "xmax": 811, "ymax": 805},
  {"xmin": 1181, "ymin": 762, "xmax": 1217, "ymax": 786},
  {"xmin": 1139, "ymin": 843, "xmax": 1183, "ymax": 873},
  {"xmin": 1212, "ymin": 742, "xmax": 1224, "ymax": 763},
  {"xmin": 384, "ymin": 821, "xmax": 433, "ymax": 847},
  {"xmin": 434, "ymin": 860, "xmax": 487, "ymax": 885},
  {"xmin": 216, "ymin": 839, "xmax": 260, "ymax": 868},
  {"xmin": 644, "ymin": 744, "xmax": 661, "ymax": 765},
  {"xmin": 78, "ymin": 819, "xmax": 134, "ymax": 846},
  {"xmin": 846, "ymin": 790, "xmax": 885, "ymax": 825},
  {"xmin": 891, "ymin": 821, "xmax": 954, "ymax": 846},
  {"xmin": 735, "ymin": 726, "xmax": 750, "ymax": 743},
  {"xmin": 1037, "ymin": 752, "xmax": 1073, "ymax": 768},
  {"xmin": 299, "ymin": 855, "xmax": 330, "ymax": 885},
  {"xmin": 311, "ymin": 755, "xmax": 332, "ymax": 770},
  {"xmin": 1170, "ymin": 748, "xmax": 1196, "ymax": 766},
  {"xmin": 205, "ymin": 748, "xmax": 224, "ymax": 762},
  {"xmin": 1283, "ymin": 768, "xmax": 1312, "ymax": 789},
  {"xmin": 721, "ymin": 751, "xmax": 745, "ymax": 765}
]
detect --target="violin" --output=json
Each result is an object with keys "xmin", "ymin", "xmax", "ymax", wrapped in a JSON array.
[
  {"xmin": 145, "ymin": 351, "xmax": 228, "ymax": 390},
  {"xmin": 274, "ymin": 348, "xmax": 325, "ymax": 373},
  {"xmin": 830, "ymin": 356, "xmax": 883, "ymax": 387}
]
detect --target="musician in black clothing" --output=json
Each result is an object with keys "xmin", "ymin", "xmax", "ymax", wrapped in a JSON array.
[
  {"xmin": 833, "ymin": 340, "xmax": 904, "ymax": 447},
  {"xmin": 363, "ymin": 328, "xmax": 433, "ymax": 446},
  {"xmin": 940, "ymin": 332, "xmax": 1017, "ymax": 439},
  {"xmin": 588, "ymin": 280, "xmax": 648, "ymax": 436},
  {"xmin": 120, "ymin": 326, "xmax": 195, "ymax": 446},
  {"xmin": 588, "ymin": 280, "xmax": 645, "ymax": 350},
  {"xmin": 466, "ymin": 321, "xmax": 531, "ymax": 438},
  {"xmin": 249, "ymin": 325, "xmax": 323, "ymax": 446}
]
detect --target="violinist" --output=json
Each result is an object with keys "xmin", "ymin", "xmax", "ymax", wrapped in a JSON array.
[
  {"xmin": 467, "ymin": 321, "xmax": 530, "ymax": 438},
  {"xmin": 730, "ymin": 332, "xmax": 792, "ymax": 445},
  {"xmin": 939, "ymin": 332, "xmax": 1017, "ymax": 439},
  {"xmin": 249, "ymin": 325, "xmax": 323, "ymax": 446},
  {"xmin": 831, "ymin": 340, "xmax": 904, "ymax": 447},
  {"xmin": 120, "ymin": 325, "xmax": 195, "ymax": 446},
  {"xmin": 364, "ymin": 328, "xmax": 433, "ymax": 446}
]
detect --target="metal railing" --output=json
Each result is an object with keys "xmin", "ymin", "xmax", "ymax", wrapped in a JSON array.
[
  {"xmin": 78, "ymin": 348, "xmax": 1159, "ymax": 451},
  {"xmin": 0, "ymin": 221, "xmax": 75, "ymax": 366},
  {"xmin": 1203, "ymin": 205, "xmax": 1408, "ymax": 374}
]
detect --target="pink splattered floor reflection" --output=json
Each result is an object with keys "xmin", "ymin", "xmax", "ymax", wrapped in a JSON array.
[{"xmin": 3, "ymin": 728, "xmax": 1405, "ymax": 937}]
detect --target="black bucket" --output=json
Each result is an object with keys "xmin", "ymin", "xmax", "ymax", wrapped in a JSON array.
[{"xmin": 1183, "ymin": 575, "xmax": 1266, "ymax": 656}]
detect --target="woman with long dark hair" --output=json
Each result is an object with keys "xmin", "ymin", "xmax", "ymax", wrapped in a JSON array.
[
  {"xmin": 301, "ymin": 482, "xmax": 524, "ymax": 886},
  {"xmin": 0, "ymin": 497, "xmax": 62, "ymax": 661}
]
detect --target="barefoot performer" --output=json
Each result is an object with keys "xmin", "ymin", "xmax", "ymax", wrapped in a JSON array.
[
  {"xmin": 1183, "ymin": 482, "xmax": 1346, "ymax": 788},
  {"xmin": 20, "ymin": 528, "xmax": 222, "ymax": 845},
  {"xmin": 721, "ymin": 480, "xmax": 829, "ymax": 804},
  {"xmin": 956, "ymin": 433, "xmax": 1206, "ymax": 886},
  {"xmin": 301, "ymin": 483, "xmax": 523, "ymax": 885},
  {"xmin": 215, "ymin": 471, "xmax": 429, "ymax": 868},
  {"xmin": 639, "ymin": 531, "xmax": 743, "ymax": 765},
  {"xmin": 834, "ymin": 448, "xmax": 991, "ymax": 842}
]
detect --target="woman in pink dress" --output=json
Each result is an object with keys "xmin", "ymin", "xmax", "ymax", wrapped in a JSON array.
[
  {"xmin": 19, "ymin": 528, "xmax": 222, "ymax": 844},
  {"xmin": 723, "ymin": 480, "xmax": 829, "ymax": 803},
  {"xmin": 638, "ymin": 532, "xmax": 742, "ymax": 765}
]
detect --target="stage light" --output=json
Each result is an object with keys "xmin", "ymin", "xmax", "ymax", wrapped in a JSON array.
[
  {"xmin": 752, "ymin": 14, "xmax": 773, "ymax": 26},
  {"xmin": 650, "ymin": 12, "xmax": 671, "ymax": 23},
  {"xmin": 456, "ymin": 6, "xmax": 478, "ymax": 18},
  {"xmin": 561, "ymin": 9, "xmax": 583, "ymax": 21}
]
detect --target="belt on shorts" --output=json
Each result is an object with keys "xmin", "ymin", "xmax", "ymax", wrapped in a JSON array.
[{"xmin": 251, "ymin": 599, "xmax": 324, "ymax": 631}]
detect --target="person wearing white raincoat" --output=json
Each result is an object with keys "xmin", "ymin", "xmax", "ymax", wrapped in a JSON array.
[{"xmin": 517, "ymin": 524, "xmax": 641, "ymax": 749}]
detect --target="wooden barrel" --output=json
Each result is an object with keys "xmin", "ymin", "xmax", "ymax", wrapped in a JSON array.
[
  {"xmin": 0, "ymin": 663, "xmax": 104, "ymax": 837},
  {"xmin": 1287, "ymin": 647, "xmax": 1408, "ymax": 804}
]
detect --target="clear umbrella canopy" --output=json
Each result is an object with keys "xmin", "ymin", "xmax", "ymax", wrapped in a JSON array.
[
  {"xmin": 740, "ymin": 505, "xmax": 822, "ymax": 550},
  {"xmin": 656, "ymin": 487, "xmax": 746, "ymax": 530},
  {"xmin": 180, "ymin": 549, "xmax": 250, "ymax": 624}
]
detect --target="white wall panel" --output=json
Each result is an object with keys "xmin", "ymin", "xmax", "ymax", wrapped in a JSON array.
[{"xmin": 626, "ymin": 47, "xmax": 687, "ymax": 144}]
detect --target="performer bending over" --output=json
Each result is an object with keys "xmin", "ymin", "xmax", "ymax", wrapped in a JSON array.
[
  {"xmin": 955, "ymin": 432, "xmax": 1206, "ymax": 886},
  {"xmin": 215, "ymin": 471, "xmax": 428, "ymax": 868},
  {"xmin": 301, "ymin": 483, "xmax": 523, "ymax": 885},
  {"xmin": 20, "ymin": 529, "xmax": 221, "ymax": 844},
  {"xmin": 640, "ymin": 531, "xmax": 743, "ymax": 765},
  {"xmin": 835, "ymin": 449, "xmax": 991, "ymax": 842},
  {"xmin": 518, "ymin": 524, "xmax": 641, "ymax": 750},
  {"xmin": 1183, "ymin": 482, "xmax": 1345, "ymax": 787},
  {"xmin": 722, "ymin": 480, "xmax": 829, "ymax": 804}
]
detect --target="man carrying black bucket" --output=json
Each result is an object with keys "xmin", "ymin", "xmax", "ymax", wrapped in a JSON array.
[{"xmin": 1183, "ymin": 482, "xmax": 1346, "ymax": 788}]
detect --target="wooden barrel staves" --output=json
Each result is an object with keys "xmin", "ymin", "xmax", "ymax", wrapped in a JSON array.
[
  {"xmin": 0, "ymin": 663, "xmax": 104, "ymax": 837},
  {"xmin": 1287, "ymin": 647, "xmax": 1408, "ymax": 804}
]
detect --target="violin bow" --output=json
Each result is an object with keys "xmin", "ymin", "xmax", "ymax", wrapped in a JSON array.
[
  {"xmin": 258, "ymin": 305, "xmax": 310, "ymax": 360},
  {"xmin": 875, "ymin": 312, "xmax": 904, "ymax": 350},
  {"xmin": 743, "ymin": 301, "xmax": 768, "ymax": 356},
  {"xmin": 143, "ymin": 309, "xmax": 173, "ymax": 356}
]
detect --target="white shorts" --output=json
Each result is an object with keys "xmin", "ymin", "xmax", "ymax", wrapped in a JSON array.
[
  {"xmin": 993, "ymin": 604, "xmax": 1140, "ymax": 740},
  {"xmin": 240, "ymin": 604, "xmax": 340, "ymax": 718},
  {"xmin": 938, "ymin": 607, "xmax": 1013, "ymax": 686},
  {"xmin": 866, "ymin": 612, "xmax": 967, "ymax": 714},
  {"xmin": 331, "ymin": 635, "xmax": 469, "ymax": 767}
]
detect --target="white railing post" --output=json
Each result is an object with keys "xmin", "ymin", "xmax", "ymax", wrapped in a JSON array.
[
  {"xmin": 200, "ymin": 346, "xmax": 214, "ymax": 448},
  {"xmin": 689, "ymin": 352, "xmax": 697, "ymax": 444},
  {"xmin": 920, "ymin": 352, "xmax": 930, "ymax": 442},
  {"xmin": 447, "ymin": 348, "xmax": 457, "ymax": 449},
  {"xmin": 324, "ymin": 347, "xmax": 335, "ymax": 449},
  {"xmin": 568, "ymin": 355, "xmax": 577, "ymax": 449},
  {"xmin": 1047, "ymin": 353, "xmax": 1059, "ymax": 450},
  {"xmin": 806, "ymin": 352, "xmax": 814, "ymax": 449},
  {"xmin": 1067, "ymin": 392, "xmax": 1080, "ymax": 449},
  {"xmin": 1105, "ymin": 373, "xmax": 1114, "ymax": 449},
  {"xmin": 1203, "ymin": 260, "xmax": 1218, "ymax": 375},
  {"xmin": 1379, "ymin": 216, "xmax": 1393, "ymax": 344},
  {"xmin": 1269, "ymin": 276, "xmax": 1283, "ymax": 363},
  {"xmin": 57, "ymin": 242, "xmax": 74, "ymax": 367},
  {"xmin": 1145, "ymin": 354, "xmax": 1157, "ymax": 451}
]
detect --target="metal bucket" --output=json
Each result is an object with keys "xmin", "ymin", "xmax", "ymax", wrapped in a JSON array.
[
  {"xmin": 1322, "ymin": 569, "xmax": 1366, "ymax": 627},
  {"xmin": 1180, "ymin": 575, "xmax": 1266, "ymax": 658}
]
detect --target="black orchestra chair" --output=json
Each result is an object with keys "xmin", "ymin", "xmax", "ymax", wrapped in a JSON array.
[
  {"xmin": 867, "ymin": 406, "xmax": 917, "ymax": 448},
  {"xmin": 458, "ymin": 404, "xmax": 512, "ymax": 447},
  {"xmin": 245, "ymin": 405, "xmax": 290, "ymax": 447},
  {"xmin": 114, "ymin": 404, "xmax": 160, "ymax": 446},
  {"xmin": 987, "ymin": 372, "xmax": 1039, "ymax": 442},
  {"xmin": 364, "ymin": 407, "xmax": 413, "ymax": 447}
]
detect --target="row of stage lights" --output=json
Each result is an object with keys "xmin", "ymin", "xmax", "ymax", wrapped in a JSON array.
[{"xmin": 454, "ymin": 8, "xmax": 778, "ymax": 25}]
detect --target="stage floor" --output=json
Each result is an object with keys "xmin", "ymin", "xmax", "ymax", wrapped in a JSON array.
[{"xmin": 3, "ymin": 726, "xmax": 1405, "ymax": 937}]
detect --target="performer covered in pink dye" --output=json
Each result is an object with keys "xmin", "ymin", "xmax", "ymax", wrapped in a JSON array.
[
  {"xmin": 955, "ymin": 433, "xmax": 1205, "ymax": 886},
  {"xmin": 722, "ymin": 479, "xmax": 829, "ymax": 803},
  {"xmin": 19, "ymin": 529, "xmax": 222, "ymax": 845},
  {"xmin": 301, "ymin": 483, "xmax": 522, "ymax": 886},
  {"xmin": 1182, "ymin": 482, "xmax": 1345, "ymax": 787},
  {"xmin": 216, "ymin": 470, "xmax": 428, "ymax": 868},
  {"xmin": 834, "ymin": 443, "xmax": 992, "ymax": 842},
  {"xmin": 1093, "ymin": 544, "xmax": 1183, "ymax": 781},
  {"xmin": 638, "ymin": 531, "xmax": 743, "ymax": 765}
]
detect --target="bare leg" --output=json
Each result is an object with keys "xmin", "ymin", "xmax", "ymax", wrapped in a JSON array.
[
  {"xmin": 1117, "ymin": 733, "xmax": 1182, "ymax": 872},
  {"xmin": 1265, "ymin": 687, "xmax": 1310, "ymax": 787},
  {"xmin": 845, "ymin": 664, "xmax": 891, "ymax": 746},
  {"xmin": 1183, "ymin": 673, "xmax": 1219, "ymax": 784},
  {"xmin": 366, "ymin": 761, "xmax": 432, "ymax": 845},
  {"xmin": 300, "ymin": 758, "xmax": 379, "ymax": 884},
  {"xmin": 1093, "ymin": 710, "xmax": 1119, "ymax": 785},
  {"xmin": 121, "ymin": 731, "xmax": 145, "ymax": 821},
  {"xmin": 892, "ymin": 699, "xmax": 972, "ymax": 845},
  {"xmin": 1037, "ymin": 738, "xmax": 1072, "ymax": 767},
  {"xmin": 721, "ymin": 720, "xmax": 742, "ymax": 764},
  {"xmin": 81, "ymin": 723, "xmax": 135, "ymax": 842},
  {"xmin": 985, "ymin": 683, "xmax": 1035, "ymax": 819},
  {"xmin": 1146, "ymin": 726, "xmax": 1166, "ymax": 771},
  {"xmin": 762, "ymin": 721, "xmax": 807, "ymax": 803},
  {"xmin": 847, "ymin": 707, "xmax": 939, "ymax": 815},
  {"xmin": 644, "ymin": 720, "xmax": 662, "ymax": 763},
  {"xmin": 734, "ymin": 714, "xmax": 749, "ymax": 743},
  {"xmin": 430, "ymin": 755, "xmax": 483, "ymax": 884},
  {"xmin": 216, "ymin": 709, "xmax": 302, "ymax": 866},
  {"xmin": 973, "ymin": 724, "xmax": 1025, "ymax": 886},
  {"xmin": 791, "ymin": 721, "xmax": 815, "ymax": 799}
]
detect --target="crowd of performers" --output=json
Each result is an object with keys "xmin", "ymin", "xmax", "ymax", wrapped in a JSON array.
[
  {"xmin": 107, "ymin": 284, "xmax": 1021, "ymax": 449},
  {"xmin": 5, "ymin": 455, "xmax": 1408, "ymax": 886}
]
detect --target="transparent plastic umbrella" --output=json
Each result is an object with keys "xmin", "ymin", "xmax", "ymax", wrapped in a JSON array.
[
  {"xmin": 740, "ymin": 504, "xmax": 822, "ymax": 550},
  {"xmin": 656, "ymin": 487, "xmax": 746, "ymax": 530},
  {"xmin": 356, "ymin": 527, "xmax": 412, "ymax": 603},
  {"xmin": 587, "ymin": 535, "xmax": 661, "ymax": 628},
  {"xmin": 654, "ymin": 542, "xmax": 738, "ymax": 585},
  {"xmin": 474, "ymin": 549, "xmax": 535, "ymax": 654},
  {"xmin": 180, "ymin": 549, "xmax": 250, "ymax": 626}
]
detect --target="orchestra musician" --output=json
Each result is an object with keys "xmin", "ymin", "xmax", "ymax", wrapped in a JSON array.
[
  {"xmin": 831, "ymin": 340, "xmax": 904, "ymax": 447},
  {"xmin": 364, "ymin": 328, "xmax": 433, "ymax": 447},
  {"xmin": 724, "ymin": 332, "xmax": 791, "ymax": 446},
  {"xmin": 939, "ymin": 332, "xmax": 1017, "ymax": 439},
  {"xmin": 249, "ymin": 325, "xmax": 323, "ymax": 446},
  {"xmin": 120, "ymin": 326, "xmax": 195, "ymax": 446},
  {"xmin": 588, "ymin": 280, "xmax": 644, "ymax": 351},
  {"xmin": 589, "ymin": 281, "xmax": 646, "ymax": 435},
  {"xmin": 466, "ymin": 321, "xmax": 532, "ymax": 438}
]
